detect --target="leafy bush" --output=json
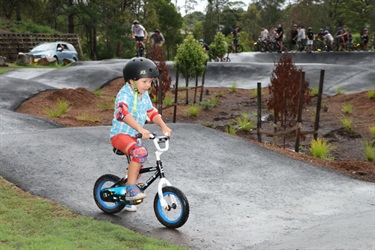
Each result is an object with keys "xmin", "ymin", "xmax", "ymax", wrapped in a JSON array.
[
  {"xmin": 367, "ymin": 90, "xmax": 375, "ymax": 100},
  {"xmin": 341, "ymin": 103, "xmax": 353, "ymax": 114}
]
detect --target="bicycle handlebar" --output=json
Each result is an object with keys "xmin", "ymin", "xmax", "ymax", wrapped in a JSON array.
[{"xmin": 136, "ymin": 133, "xmax": 170, "ymax": 152}]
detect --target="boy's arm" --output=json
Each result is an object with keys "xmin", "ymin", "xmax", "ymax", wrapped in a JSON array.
[{"xmin": 147, "ymin": 108, "xmax": 172, "ymax": 136}]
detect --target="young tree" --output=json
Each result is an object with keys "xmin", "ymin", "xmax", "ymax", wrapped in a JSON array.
[
  {"xmin": 174, "ymin": 35, "xmax": 208, "ymax": 104},
  {"xmin": 209, "ymin": 32, "xmax": 227, "ymax": 61},
  {"xmin": 267, "ymin": 53, "xmax": 311, "ymax": 130}
]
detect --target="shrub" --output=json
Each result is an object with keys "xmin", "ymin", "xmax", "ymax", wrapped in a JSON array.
[
  {"xmin": 336, "ymin": 88, "xmax": 346, "ymax": 95},
  {"xmin": 163, "ymin": 96, "xmax": 174, "ymax": 107},
  {"xmin": 310, "ymin": 138, "xmax": 335, "ymax": 160}
]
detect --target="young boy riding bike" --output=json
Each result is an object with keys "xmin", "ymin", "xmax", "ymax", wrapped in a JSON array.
[{"xmin": 110, "ymin": 57, "xmax": 172, "ymax": 211}]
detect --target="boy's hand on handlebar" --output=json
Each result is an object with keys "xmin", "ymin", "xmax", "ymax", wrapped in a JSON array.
[
  {"xmin": 137, "ymin": 128, "xmax": 151, "ymax": 139},
  {"xmin": 162, "ymin": 126, "xmax": 172, "ymax": 137}
]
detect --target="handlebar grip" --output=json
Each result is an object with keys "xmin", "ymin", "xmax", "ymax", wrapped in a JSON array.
[{"xmin": 135, "ymin": 133, "xmax": 156, "ymax": 139}]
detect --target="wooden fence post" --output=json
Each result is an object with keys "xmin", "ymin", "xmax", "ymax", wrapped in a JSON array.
[
  {"xmin": 257, "ymin": 82, "xmax": 262, "ymax": 142},
  {"xmin": 295, "ymin": 71, "xmax": 305, "ymax": 152},
  {"xmin": 314, "ymin": 70, "xmax": 325, "ymax": 140}
]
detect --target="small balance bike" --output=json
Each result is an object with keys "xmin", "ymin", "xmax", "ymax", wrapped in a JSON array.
[{"xmin": 93, "ymin": 133, "xmax": 189, "ymax": 228}]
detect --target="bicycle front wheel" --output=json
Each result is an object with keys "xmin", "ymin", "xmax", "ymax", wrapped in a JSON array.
[{"xmin": 153, "ymin": 186, "xmax": 189, "ymax": 228}]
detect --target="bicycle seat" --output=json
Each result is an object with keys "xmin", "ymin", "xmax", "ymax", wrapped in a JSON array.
[{"xmin": 113, "ymin": 147, "xmax": 125, "ymax": 156}]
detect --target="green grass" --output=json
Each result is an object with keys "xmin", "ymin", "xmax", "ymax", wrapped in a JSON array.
[
  {"xmin": 339, "ymin": 116, "xmax": 353, "ymax": 134},
  {"xmin": 310, "ymin": 87, "xmax": 319, "ymax": 97},
  {"xmin": 367, "ymin": 89, "xmax": 375, "ymax": 100},
  {"xmin": 234, "ymin": 113, "xmax": 256, "ymax": 132},
  {"xmin": 336, "ymin": 88, "xmax": 346, "ymax": 95},
  {"xmin": 96, "ymin": 100, "xmax": 113, "ymax": 111},
  {"xmin": 369, "ymin": 126, "xmax": 375, "ymax": 138},
  {"xmin": 0, "ymin": 67, "xmax": 15, "ymax": 74},
  {"xmin": 310, "ymin": 138, "xmax": 335, "ymax": 160},
  {"xmin": 0, "ymin": 177, "xmax": 187, "ymax": 250},
  {"xmin": 229, "ymin": 82, "xmax": 237, "ymax": 93},
  {"xmin": 363, "ymin": 140, "xmax": 375, "ymax": 161},
  {"xmin": 164, "ymin": 96, "xmax": 174, "ymax": 106},
  {"xmin": 43, "ymin": 99, "xmax": 70, "ymax": 117},
  {"xmin": 341, "ymin": 103, "xmax": 353, "ymax": 114},
  {"xmin": 225, "ymin": 125, "xmax": 237, "ymax": 135},
  {"xmin": 186, "ymin": 104, "xmax": 201, "ymax": 116},
  {"xmin": 76, "ymin": 114, "xmax": 100, "ymax": 122}
]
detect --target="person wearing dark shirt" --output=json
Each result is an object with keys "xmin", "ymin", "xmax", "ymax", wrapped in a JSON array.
[
  {"xmin": 306, "ymin": 27, "xmax": 314, "ymax": 53},
  {"xmin": 291, "ymin": 24, "xmax": 298, "ymax": 52},
  {"xmin": 276, "ymin": 23, "xmax": 283, "ymax": 52}
]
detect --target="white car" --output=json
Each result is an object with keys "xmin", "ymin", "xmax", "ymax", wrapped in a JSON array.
[{"xmin": 29, "ymin": 41, "xmax": 79, "ymax": 64}]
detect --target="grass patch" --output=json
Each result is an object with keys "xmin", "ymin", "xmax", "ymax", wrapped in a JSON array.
[
  {"xmin": 76, "ymin": 114, "xmax": 100, "ymax": 122},
  {"xmin": 186, "ymin": 104, "xmax": 201, "ymax": 116},
  {"xmin": 336, "ymin": 88, "xmax": 346, "ymax": 95},
  {"xmin": 225, "ymin": 125, "xmax": 237, "ymax": 135},
  {"xmin": 164, "ymin": 96, "xmax": 174, "ymax": 107},
  {"xmin": 310, "ymin": 87, "xmax": 319, "ymax": 97},
  {"xmin": 43, "ymin": 98, "xmax": 70, "ymax": 117},
  {"xmin": 229, "ymin": 82, "xmax": 237, "ymax": 93},
  {"xmin": 363, "ymin": 140, "xmax": 375, "ymax": 161},
  {"xmin": 369, "ymin": 126, "xmax": 375, "ymax": 138},
  {"xmin": 0, "ymin": 177, "xmax": 186, "ymax": 250},
  {"xmin": 367, "ymin": 90, "xmax": 375, "ymax": 100},
  {"xmin": 310, "ymin": 138, "xmax": 335, "ymax": 160},
  {"xmin": 0, "ymin": 67, "xmax": 15, "ymax": 74},
  {"xmin": 234, "ymin": 113, "xmax": 256, "ymax": 132},
  {"xmin": 341, "ymin": 103, "xmax": 353, "ymax": 114},
  {"xmin": 97, "ymin": 100, "xmax": 113, "ymax": 111},
  {"xmin": 339, "ymin": 116, "xmax": 353, "ymax": 134}
]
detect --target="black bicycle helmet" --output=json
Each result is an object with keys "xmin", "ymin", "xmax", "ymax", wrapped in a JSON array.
[
  {"xmin": 133, "ymin": 20, "xmax": 139, "ymax": 24},
  {"xmin": 123, "ymin": 57, "xmax": 159, "ymax": 82}
]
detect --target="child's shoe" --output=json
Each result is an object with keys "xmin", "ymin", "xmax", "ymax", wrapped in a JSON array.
[
  {"xmin": 124, "ymin": 204, "xmax": 137, "ymax": 212},
  {"xmin": 125, "ymin": 184, "xmax": 146, "ymax": 201}
]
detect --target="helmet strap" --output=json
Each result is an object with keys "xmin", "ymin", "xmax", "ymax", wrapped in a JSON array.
[{"xmin": 132, "ymin": 80, "xmax": 138, "ymax": 113}]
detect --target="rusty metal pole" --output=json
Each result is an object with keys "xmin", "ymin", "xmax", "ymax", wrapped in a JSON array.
[
  {"xmin": 295, "ymin": 71, "xmax": 305, "ymax": 152},
  {"xmin": 314, "ymin": 70, "xmax": 325, "ymax": 140},
  {"xmin": 257, "ymin": 82, "xmax": 262, "ymax": 142}
]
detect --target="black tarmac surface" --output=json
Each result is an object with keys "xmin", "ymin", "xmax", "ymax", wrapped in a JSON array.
[{"xmin": 1, "ymin": 52, "xmax": 374, "ymax": 250}]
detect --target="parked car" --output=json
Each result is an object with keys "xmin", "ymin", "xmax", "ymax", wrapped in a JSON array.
[{"xmin": 29, "ymin": 41, "xmax": 78, "ymax": 64}]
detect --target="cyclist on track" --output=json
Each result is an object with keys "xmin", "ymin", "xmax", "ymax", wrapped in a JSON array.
[
  {"xmin": 110, "ymin": 57, "xmax": 172, "ymax": 212},
  {"xmin": 131, "ymin": 20, "xmax": 148, "ymax": 52},
  {"xmin": 199, "ymin": 39, "xmax": 210, "ymax": 53},
  {"xmin": 323, "ymin": 30, "xmax": 334, "ymax": 51},
  {"xmin": 148, "ymin": 29, "xmax": 165, "ymax": 47},
  {"xmin": 231, "ymin": 27, "xmax": 240, "ymax": 53}
]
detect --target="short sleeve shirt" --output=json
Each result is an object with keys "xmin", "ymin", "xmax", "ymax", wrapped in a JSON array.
[
  {"xmin": 110, "ymin": 84, "xmax": 153, "ymax": 138},
  {"xmin": 131, "ymin": 24, "xmax": 146, "ymax": 37}
]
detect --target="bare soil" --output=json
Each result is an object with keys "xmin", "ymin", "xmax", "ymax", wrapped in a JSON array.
[{"xmin": 16, "ymin": 77, "xmax": 375, "ymax": 182}]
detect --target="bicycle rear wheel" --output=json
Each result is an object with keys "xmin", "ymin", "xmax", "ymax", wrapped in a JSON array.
[
  {"xmin": 153, "ymin": 186, "xmax": 189, "ymax": 228},
  {"xmin": 236, "ymin": 45, "xmax": 243, "ymax": 53},
  {"xmin": 93, "ymin": 174, "xmax": 126, "ymax": 214}
]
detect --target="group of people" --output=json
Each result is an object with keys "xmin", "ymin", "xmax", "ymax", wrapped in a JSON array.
[
  {"xmin": 131, "ymin": 20, "xmax": 165, "ymax": 52},
  {"xmin": 260, "ymin": 24, "xmax": 370, "ymax": 52}
]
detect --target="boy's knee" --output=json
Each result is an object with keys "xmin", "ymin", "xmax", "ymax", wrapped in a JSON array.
[{"xmin": 129, "ymin": 145, "xmax": 148, "ymax": 163}]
